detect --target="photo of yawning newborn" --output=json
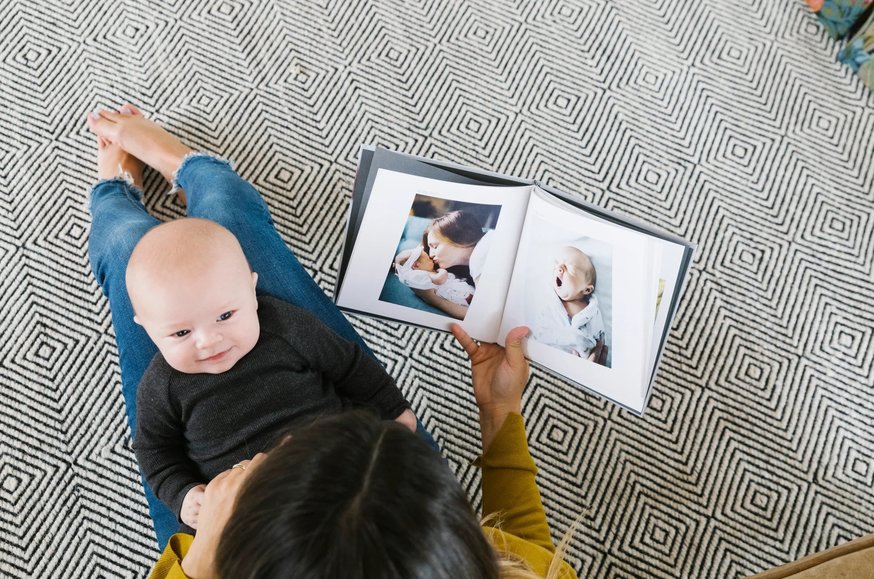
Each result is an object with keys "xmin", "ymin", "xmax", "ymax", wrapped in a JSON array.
[{"xmin": 527, "ymin": 238, "xmax": 613, "ymax": 367}]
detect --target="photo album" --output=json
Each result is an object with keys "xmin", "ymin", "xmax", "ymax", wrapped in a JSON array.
[{"xmin": 335, "ymin": 146, "xmax": 695, "ymax": 414}]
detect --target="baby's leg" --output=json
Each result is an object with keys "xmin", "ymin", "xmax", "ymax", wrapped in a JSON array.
[{"xmin": 176, "ymin": 155, "xmax": 374, "ymax": 351}]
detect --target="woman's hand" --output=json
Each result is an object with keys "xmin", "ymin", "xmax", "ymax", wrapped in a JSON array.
[
  {"xmin": 451, "ymin": 324, "xmax": 530, "ymax": 451},
  {"xmin": 181, "ymin": 453, "xmax": 269, "ymax": 578},
  {"xmin": 414, "ymin": 287, "xmax": 468, "ymax": 320}
]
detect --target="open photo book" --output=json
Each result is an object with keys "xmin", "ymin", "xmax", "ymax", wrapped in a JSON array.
[{"xmin": 335, "ymin": 146, "xmax": 695, "ymax": 414}]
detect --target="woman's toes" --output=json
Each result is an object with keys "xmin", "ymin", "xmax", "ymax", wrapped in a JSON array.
[
  {"xmin": 87, "ymin": 110, "xmax": 121, "ymax": 141},
  {"xmin": 119, "ymin": 103, "xmax": 143, "ymax": 116}
]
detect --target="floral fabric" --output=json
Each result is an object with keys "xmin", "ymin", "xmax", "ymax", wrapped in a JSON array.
[
  {"xmin": 839, "ymin": 10, "xmax": 874, "ymax": 88},
  {"xmin": 806, "ymin": 0, "xmax": 873, "ymax": 38}
]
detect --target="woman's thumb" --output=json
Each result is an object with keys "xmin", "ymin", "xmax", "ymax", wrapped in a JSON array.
[{"xmin": 504, "ymin": 326, "xmax": 530, "ymax": 361}]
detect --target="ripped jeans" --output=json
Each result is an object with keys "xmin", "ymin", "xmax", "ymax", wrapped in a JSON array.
[{"xmin": 88, "ymin": 154, "xmax": 435, "ymax": 549}]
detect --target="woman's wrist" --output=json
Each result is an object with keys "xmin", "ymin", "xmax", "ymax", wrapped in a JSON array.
[
  {"xmin": 478, "ymin": 403, "xmax": 521, "ymax": 452},
  {"xmin": 181, "ymin": 531, "xmax": 218, "ymax": 578}
]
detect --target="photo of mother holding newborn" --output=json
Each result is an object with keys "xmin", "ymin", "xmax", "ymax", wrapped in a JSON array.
[{"xmin": 379, "ymin": 194, "xmax": 501, "ymax": 319}]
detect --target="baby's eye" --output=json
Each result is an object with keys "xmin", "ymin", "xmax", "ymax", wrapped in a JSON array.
[
  {"xmin": 173, "ymin": 330, "xmax": 190, "ymax": 338},
  {"xmin": 218, "ymin": 311, "xmax": 234, "ymax": 321}
]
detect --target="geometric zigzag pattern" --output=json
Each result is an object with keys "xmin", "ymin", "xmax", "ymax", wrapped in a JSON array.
[{"xmin": 1, "ymin": 0, "xmax": 872, "ymax": 576}]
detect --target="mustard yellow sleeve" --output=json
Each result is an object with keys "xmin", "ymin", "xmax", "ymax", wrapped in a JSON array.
[
  {"xmin": 478, "ymin": 412, "xmax": 554, "ymax": 552},
  {"xmin": 148, "ymin": 533, "xmax": 194, "ymax": 579}
]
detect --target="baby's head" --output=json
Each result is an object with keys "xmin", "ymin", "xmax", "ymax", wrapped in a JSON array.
[
  {"xmin": 411, "ymin": 246, "xmax": 436, "ymax": 272},
  {"xmin": 126, "ymin": 218, "xmax": 260, "ymax": 375},
  {"xmin": 552, "ymin": 246, "xmax": 596, "ymax": 303}
]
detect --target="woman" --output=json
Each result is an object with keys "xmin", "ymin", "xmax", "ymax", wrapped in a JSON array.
[
  {"xmin": 87, "ymin": 108, "xmax": 576, "ymax": 578},
  {"xmin": 153, "ymin": 323, "xmax": 576, "ymax": 579},
  {"xmin": 414, "ymin": 210, "xmax": 493, "ymax": 319}
]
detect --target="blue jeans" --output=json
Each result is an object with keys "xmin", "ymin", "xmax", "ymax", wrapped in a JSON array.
[{"xmin": 88, "ymin": 154, "xmax": 436, "ymax": 549}]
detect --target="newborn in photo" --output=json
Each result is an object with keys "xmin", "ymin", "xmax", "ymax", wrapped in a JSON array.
[
  {"xmin": 532, "ymin": 245, "xmax": 605, "ymax": 358},
  {"xmin": 395, "ymin": 244, "xmax": 475, "ymax": 306}
]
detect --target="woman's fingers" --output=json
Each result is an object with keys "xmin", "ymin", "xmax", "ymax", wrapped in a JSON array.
[
  {"xmin": 212, "ymin": 452, "xmax": 269, "ymax": 486},
  {"xmin": 247, "ymin": 452, "xmax": 269, "ymax": 471}
]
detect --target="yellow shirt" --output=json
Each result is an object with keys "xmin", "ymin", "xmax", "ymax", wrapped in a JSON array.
[
  {"xmin": 150, "ymin": 413, "xmax": 577, "ymax": 578},
  {"xmin": 479, "ymin": 413, "xmax": 577, "ymax": 578}
]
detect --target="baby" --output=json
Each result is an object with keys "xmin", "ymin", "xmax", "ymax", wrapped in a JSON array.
[
  {"xmin": 129, "ymin": 218, "xmax": 415, "ymax": 530},
  {"xmin": 394, "ymin": 245, "xmax": 475, "ymax": 306},
  {"xmin": 532, "ymin": 245, "xmax": 606, "ymax": 358}
]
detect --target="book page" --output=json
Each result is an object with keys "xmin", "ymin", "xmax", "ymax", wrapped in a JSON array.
[
  {"xmin": 530, "ymin": 188, "xmax": 690, "ymax": 404},
  {"xmin": 336, "ymin": 169, "xmax": 532, "ymax": 340},
  {"xmin": 647, "ymin": 240, "xmax": 687, "ymax": 387},
  {"xmin": 498, "ymin": 188, "xmax": 658, "ymax": 413}
]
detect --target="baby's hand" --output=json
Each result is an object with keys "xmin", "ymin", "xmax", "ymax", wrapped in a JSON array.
[
  {"xmin": 180, "ymin": 484, "xmax": 207, "ymax": 529},
  {"xmin": 394, "ymin": 408, "xmax": 418, "ymax": 432}
]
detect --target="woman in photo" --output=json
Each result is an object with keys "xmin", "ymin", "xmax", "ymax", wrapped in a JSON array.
[{"xmin": 413, "ymin": 210, "xmax": 492, "ymax": 319}]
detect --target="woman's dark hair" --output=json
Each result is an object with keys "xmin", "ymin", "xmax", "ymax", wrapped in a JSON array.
[
  {"xmin": 216, "ymin": 411, "xmax": 499, "ymax": 579},
  {"xmin": 421, "ymin": 210, "xmax": 485, "ymax": 249}
]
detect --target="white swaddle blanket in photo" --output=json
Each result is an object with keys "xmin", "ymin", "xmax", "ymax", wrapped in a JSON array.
[
  {"xmin": 533, "ymin": 289, "xmax": 605, "ymax": 356},
  {"xmin": 396, "ymin": 246, "xmax": 475, "ymax": 306}
]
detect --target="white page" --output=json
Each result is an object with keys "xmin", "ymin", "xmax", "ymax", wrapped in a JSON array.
[
  {"xmin": 498, "ymin": 189, "xmax": 658, "ymax": 413},
  {"xmin": 648, "ymin": 241, "xmax": 686, "ymax": 380},
  {"xmin": 337, "ymin": 169, "xmax": 532, "ymax": 340}
]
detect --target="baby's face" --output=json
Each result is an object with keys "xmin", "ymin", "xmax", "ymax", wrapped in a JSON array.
[
  {"xmin": 552, "ymin": 247, "xmax": 595, "ymax": 303},
  {"xmin": 133, "ymin": 255, "xmax": 260, "ymax": 374},
  {"xmin": 412, "ymin": 250, "xmax": 435, "ymax": 272}
]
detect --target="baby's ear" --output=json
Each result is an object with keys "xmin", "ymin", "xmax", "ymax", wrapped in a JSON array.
[
  {"xmin": 584, "ymin": 285, "xmax": 594, "ymax": 295},
  {"xmin": 251, "ymin": 272, "xmax": 259, "ymax": 306}
]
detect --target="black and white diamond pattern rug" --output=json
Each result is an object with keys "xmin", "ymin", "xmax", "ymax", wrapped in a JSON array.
[{"xmin": 2, "ymin": 1, "xmax": 873, "ymax": 577}]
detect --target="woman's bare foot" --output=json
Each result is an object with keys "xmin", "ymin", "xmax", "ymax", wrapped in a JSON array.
[
  {"xmin": 86, "ymin": 104, "xmax": 193, "ymax": 185},
  {"xmin": 95, "ymin": 133, "xmax": 145, "ymax": 189}
]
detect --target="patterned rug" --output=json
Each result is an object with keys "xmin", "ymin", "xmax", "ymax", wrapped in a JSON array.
[{"xmin": 2, "ymin": 1, "xmax": 873, "ymax": 577}]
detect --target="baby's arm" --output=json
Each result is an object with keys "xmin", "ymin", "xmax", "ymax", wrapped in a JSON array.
[
  {"xmin": 133, "ymin": 362, "xmax": 206, "ymax": 523},
  {"xmin": 277, "ymin": 301, "xmax": 416, "ymax": 429},
  {"xmin": 414, "ymin": 287, "xmax": 469, "ymax": 319},
  {"xmin": 428, "ymin": 268, "xmax": 449, "ymax": 285},
  {"xmin": 394, "ymin": 408, "xmax": 417, "ymax": 431}
]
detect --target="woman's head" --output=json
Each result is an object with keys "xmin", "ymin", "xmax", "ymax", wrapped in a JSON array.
[
  {"xmin": 422, "ymin": 211, "xmax": 485, "ymax": 269},
  {"xmin": 216, "ymin": 411, "xmax": 499, "ymax": 579}
]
